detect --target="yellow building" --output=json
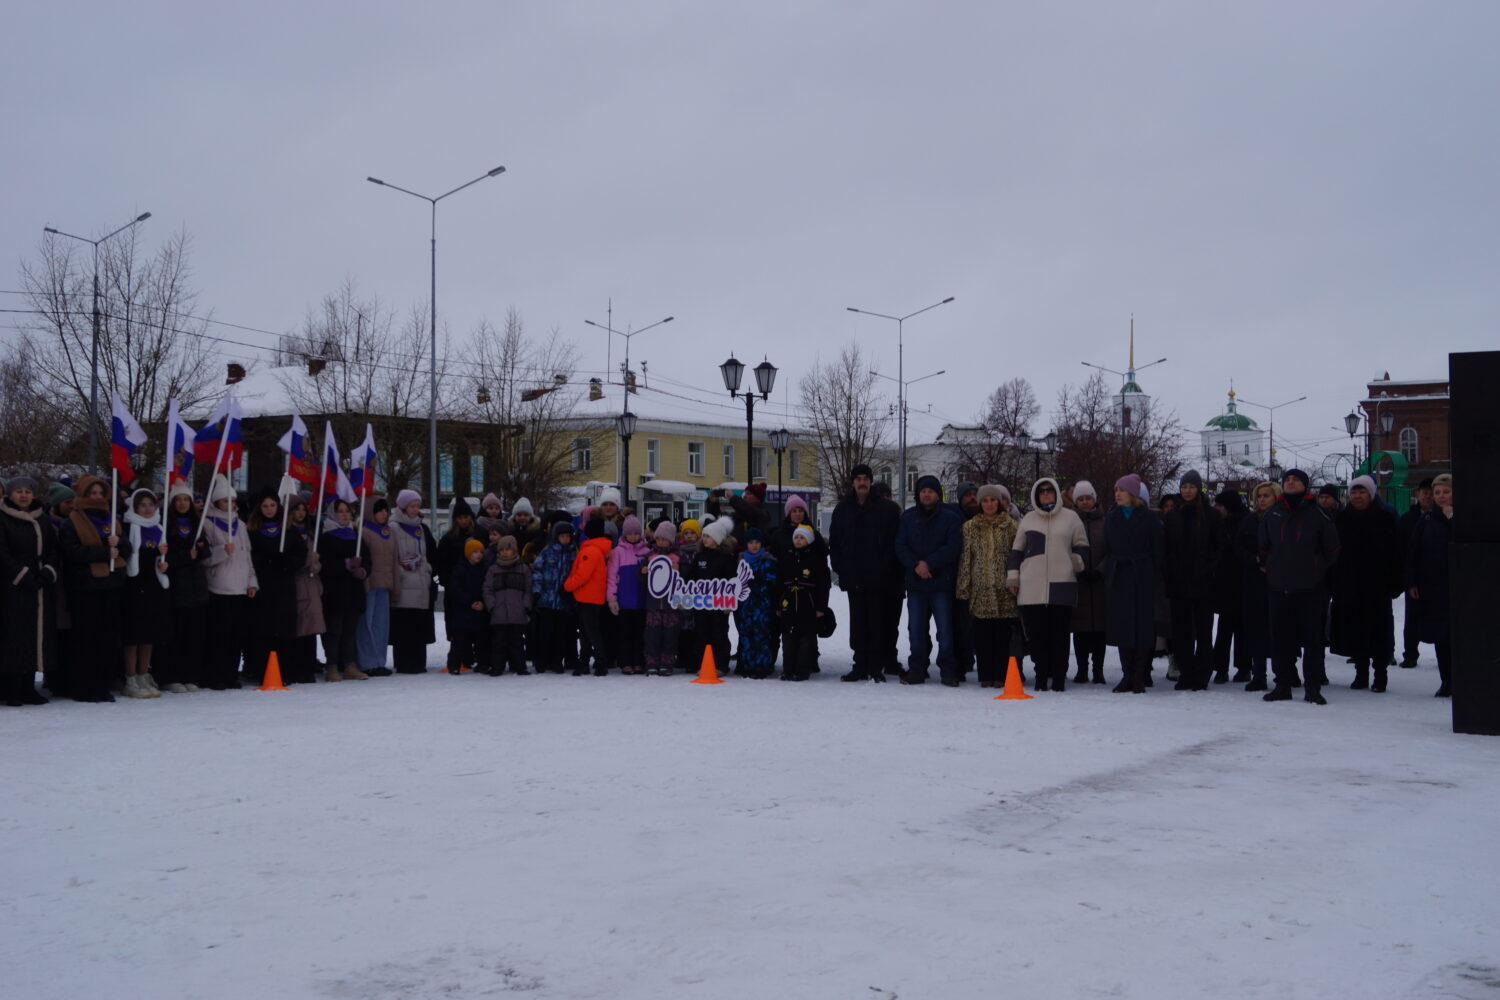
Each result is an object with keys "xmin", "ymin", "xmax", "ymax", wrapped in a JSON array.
[{"xmin": 557, "ymin": 381, "xmax": 822, "ymax": 522}]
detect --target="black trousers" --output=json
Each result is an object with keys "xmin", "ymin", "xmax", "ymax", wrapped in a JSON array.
[
  {"xmin": 972, "ymin": 616, "xmax": 1016, "ymax": 685},
  {"xmin": 616, "ymin": 608, "xmax": 645, "ymax": 669},
  {"xmin": 693, "ymin": 610, "xmax": 731, "ymax": 675},
  {"xmin": 447, "ymin": 625, "xmax": 482, "ymax": 671},
  {"xmin": 1072, "ymin": 630, "xmax": 1106, "ymax": 676},
  {"xmin": 1212, "ymin": 611, "xmax": 1250, "ymax": 677},
  {"xmin": 533, "ymin": 607, "xmax": 578, "ymax": 671},
  {"xmin": 157, "ymin": 605, "xmax": 207, "ymax": 687},
  {"xmin": 1269, "ymin": 589, "xmax": 1328, "ymax": 690},
  {"xmin": 881, "ymin": 590, "xmax": 905, "ymax": 673},
  {"xmin": 1169, "ymin": 594, "xmax": 1216, "ymax": 686},
  {"xmin": 577, "ymin": 604, "xmax": 608, "ymax": 671},
  {"xmin": 782, "ymin": 621, "xmax": 818, "ymax": 679},
  {"xmin": 1020, "ymin": 604, "xmax": 1072, "ymax": 686},
  {"xmin": 952, "ymin": 597, "xmax": 975, "ymax": 675},
  {"xmin": 846, "ymin": 587, "xmax": 895, "ymax": 678},
  {"xmin": 322, "ymin": 609, "xmax": 361, "ymax": 672},
  {"xmin": 490, "ymin": 624, "xmax": 527, "ymax": 674},
  {"xmin": 1402, "ymin": 593, "xmax": 1422, "ymax": 661},
  {"xmin": 205, "ymin": 593, "xmax": 248, "ymax": 689}
]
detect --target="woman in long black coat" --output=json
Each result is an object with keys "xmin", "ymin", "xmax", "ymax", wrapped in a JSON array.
[
  {"xmin": 1330, "ymin": 476, "xmax": 1402, "ymax": 692},
  {"xmin": 1406, "ymin": 473, "xmax": 1454, "ymax": 697},
  {"xmin": 1236, "ymin": 481, "xmax": 1279, "ymax": 691},
  {"xmin": 158, "ymin": 484, "xmax": 211, "ymax": 692},
  {"xmin": 0, "ymin": 476, "xmax": 59, "ymax": 705},
  {"xmin": 318, "ymin": 498, "xmax": 368, "ymax": 681},
  {"xmin": 1099, "ymin": 475, "xmax": 1163, "ymax": 693},
  {"xmin": 56, "ymin": 474, "xmax": 132, "ymax": 701},
  {"xmin": 245, "ymin": 491, "xmax": 306, "ymax": 684}
]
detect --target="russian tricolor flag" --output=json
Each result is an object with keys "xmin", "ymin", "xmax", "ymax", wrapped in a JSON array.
[
  {"xmin": 166, "ymin": 398, "xmax": 194, "ymax": 489},
  {"xmin": 277, "ymin": 414, "xmax": 321, "ymax": 485},
  {"xmin": 195, "ymin": 392, "xmax": 243, "ymax": 469},
  {"xmin": 348, "ymin": 424, "xmax": 377, "ymax": 498},
  {"xmin": 110, "ymin": 394, "xmax": 148, "ymax": 486},
  {"xmin": 322, "ymin": 422, "xmax": 357, "ymax": 504}
]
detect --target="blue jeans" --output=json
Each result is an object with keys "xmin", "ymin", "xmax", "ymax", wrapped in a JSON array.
[
  {"xmin": 906, "ymin": 589, "xmax": 956, "ymax": 681},
  {"xmin": 357, "ymin": 588, "xmax": 391, "ymax": 672}
]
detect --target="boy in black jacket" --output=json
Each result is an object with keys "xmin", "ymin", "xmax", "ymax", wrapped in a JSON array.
[
  {"xmin": 446, "ymin": 539, "xmax": 489, "ymax": 674},
  {"xmin": 777, "ymin": 526, "xmax": 830, "ymax": 681}
]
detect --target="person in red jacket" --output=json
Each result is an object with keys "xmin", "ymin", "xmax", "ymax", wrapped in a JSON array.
[{"xmin": 564, "ymin": 518, "xmax": 613, "ymax": 676}]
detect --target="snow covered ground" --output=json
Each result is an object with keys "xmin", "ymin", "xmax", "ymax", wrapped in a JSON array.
[{"xmin": 4, "ymin": 594, "xmax": 1497, "ymax": 1000}]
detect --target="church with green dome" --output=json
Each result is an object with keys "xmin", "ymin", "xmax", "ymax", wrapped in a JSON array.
[{"xmin": 1200, "ymin": 387, "xmax": 1267, "ymax": 467}]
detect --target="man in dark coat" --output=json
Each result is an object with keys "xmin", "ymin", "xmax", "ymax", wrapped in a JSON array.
[
  {"xmin": 1405, "ymin": 473, "xmax": 1454, "ymax": 697},
  {"xmin": 1162, "ymin": 470, "xmax": 1225, "ymax": 690},
  {"xmin": 894, "ymin": 475, "xmax": 964, "ymax": 685},
  {"xmin": 1258, "ymin": 468, "xmax": 1340, "ymax": 705},
  {"xmin": 1211, "ymin": 488, "xmax": 1250, "ymax": 683},
  {"xmin": 706, "ymin": 483, "xmax": 772, "ymax": 544},
  {"xmin": 1395, "ymin": 478, "xmax": 1434, "ymax": 668},
  {"xmin": 829, "ymin": 464, "xmax": 902, "ymax": 682},
  {"xmin": 1330, "ymin": 475, "xmax": 1402, "ymax": 691}
]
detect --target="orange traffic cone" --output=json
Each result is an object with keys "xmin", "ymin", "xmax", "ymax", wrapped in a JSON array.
[
  {"xmin": 259, "ymin": 651, "xmax": 288, "ymax": 692},
  {"xmin": 691, "ymin": 646, "xmax": 724, "ymax": 685},
  {"xmin": 995, "ymin": 656, "xmax": 1032, "ymax": 700}
]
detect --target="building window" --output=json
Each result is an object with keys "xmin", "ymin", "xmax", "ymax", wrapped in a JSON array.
[
  {"xmin": 469, "ymin": 454, "xmax": 485, "ymax": 493},
  {"xmin": 646, "ymin": 438, "xmax": 660, "ymax": 476},
  {"xmin": 517, "ymin": 438, "xmax": 532, "ymax": 469},
  {"xmin": 788, "ymin": 449, "xmax": 800, "ymax": 481},
  {"xmin": 1399, "ymin": 427, "xmax": 1418, "ymax": 463},
  {"xmin": 231, "ymin": 462, "xmax": 248, "ymax": 493},
  {"xmin": 906, "ymin": 465, "xmax": 918, "ymax": 497},
  {"xmin": 1217, "ymin": 441, "xmax": 1227, "ymax": 457},
  {"xmin": 750, "ymin": 446, "xmax": 766, "ymax": 480},
  {"xmin": 879, "ymin": 466, "xmax": 893, "ymax": 485},
  {"xmin": 573, "ymin": 437, "xmax": 592, "ymax": 472},
  {"xmin": 1243, "ymin": 444, "xmax": 1251, "ymax": 456},
  {"xmin": 687, "ymin": 441, "xmax": 705, "ymax": 477},
  {"xmin": 723, "ymin": 443, "xmax": 735, "ymax": 479},
  {"xmin": 438, "ymin": 453, "xmax": 455, "ymax": 494}
]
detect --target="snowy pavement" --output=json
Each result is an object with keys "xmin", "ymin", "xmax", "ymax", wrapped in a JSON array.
[{"xmin": 3, "ymin": 604, "xmax": 1496, "ymax": 999}]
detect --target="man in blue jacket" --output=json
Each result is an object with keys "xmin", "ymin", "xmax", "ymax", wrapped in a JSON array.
[{"xmin": 895, "ymin": 475, "xmax": 964, "ymax": 686}]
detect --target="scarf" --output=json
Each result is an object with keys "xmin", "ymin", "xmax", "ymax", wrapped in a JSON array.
[
  {"xmin": 364, "ymin": 521, "xmax": 392, "ymax": 539},
  {"xmin": 69, "ymin": 506, "xmax": 123, "ymax": 579},
  {"xmin": 257, "ymin": 520, "xmax": 282, "ymax": 539},
  {"xmin": 324, "ymin": 517, "xmax": 357, "ymax": 541},
  {"xmin": 124, "ymin": 506, "xmax": 170, "ymax": 588},
  {"xmin": 495, "ymin": 549, "xmax": 520, "ymax": 567},
  {"xmin": 1122, "ymin": 506, "xmax": 1136, "ymax": 519},
  {"xmin": 170, "ymin": 514, "xmax": 197, "ymax": 540}
]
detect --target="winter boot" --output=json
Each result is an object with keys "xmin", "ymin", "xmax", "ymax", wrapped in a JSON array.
[
  {"xmin": 1231, "ymin": 668, "xmax": 1250, "ymax": 683},
  {"xmin": 325, "ymin": 666, "xmax": 342, "ymax": 682},
  {"xmin": 1092, "ymin": 663, "xmax": 1106, "ymax": 685},
  {"xmin": 1350, "ymin": 664, "xmax": 1369, "ymax": 690},
  {"xmin": 1304, "ymin": 686, "xmax": 1327, "ymax": 706},
  {"xmin": 123, "ymin": 676, "xmax": 151, "ymax": 699},
  {"xmin": 1245, "ymin": 676, "xmax": 1268, "ymax": 692},
  {"xmin": 141, "ymin": 673, "xmax": 161, "ymax": 695},
  {"xmin": 1371, "ymin": 667, "xmax": 1388, "ymax": 693},
  {"xmin": 1262, "ymin": 684, "xmax": 1293, "ymax": 702},
  {"xmin": 1112, "ymin": 670, "xmax": 1133, "ymax": 693},
  {"xmin": 1072, "ymin": 662, "xmax": 1088, "ymax": 684},
  {"xmin": 343, "ymin": 664, "xmax": 369, "ymax": 680}
]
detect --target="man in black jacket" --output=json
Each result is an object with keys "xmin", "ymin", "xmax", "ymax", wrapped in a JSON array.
[
  {"xmin": 829, "ymin": 464, "xmax": 902, "ymax": 682},
  {"xmin": 1395, "ymin": 478, "xmax": 1434, "ymax": 668},
  {"xmin": 1163, "ymin": 470, "xmax": 1225, "ymax": 690},
  {"xmin": 1258, "ymin": 468, "xmax": 1341, "ymax": 705}
]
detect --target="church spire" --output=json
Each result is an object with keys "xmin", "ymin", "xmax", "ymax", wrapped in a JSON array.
[{"xmin": 1128, "ymin": 314, "xmax": 1135, "ymax": 373}]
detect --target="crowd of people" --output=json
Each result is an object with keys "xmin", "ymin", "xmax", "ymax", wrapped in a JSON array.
[{"xmin": 0, "ymin": 462, "xmax": 1455, "ymax": 707}]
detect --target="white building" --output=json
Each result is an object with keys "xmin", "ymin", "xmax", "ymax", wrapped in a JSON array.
[{"xmin": 1199, "ymin": 387, "xmax": 1267, "ymax": 469}]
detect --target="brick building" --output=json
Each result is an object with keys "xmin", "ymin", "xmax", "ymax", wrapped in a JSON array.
[{"xmin": 1359, "ymin": 373, "xmax": 1450, "ymax": 502}]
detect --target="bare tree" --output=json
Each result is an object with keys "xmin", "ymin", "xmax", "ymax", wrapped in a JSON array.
[
  {"xmin": 798, "ymin": 341, "xmax": 890, "ymax": 497},
  {"xmin": 19, "ymin": 227, "xmax": 218, "ymax": 474},
  {"xmin": 950, "ymin": 376, "xmax": 1041, "ymax": 490},
  {"xmin": 453, "ymin": 308, "xmax": 596, "ymax": 508},
  {"xmin": 1053, "ymin": 370, "xmax": 1185, "ymax": 500},
  {"xmin": 278, "ymin": 280, "xmax": 444, "ymax": 495},
  {"xmin": 0, "ymin": 346, "xmax": 70, "ymax": 472}
]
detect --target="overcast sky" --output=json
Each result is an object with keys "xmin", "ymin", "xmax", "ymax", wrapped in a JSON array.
[{"xmin": 4, "ymin": 1, "xmax": 1496, "ymax": 476}]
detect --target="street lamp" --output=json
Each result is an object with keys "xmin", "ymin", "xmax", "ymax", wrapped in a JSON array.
[
  {"xmin": 871, "ymin": 367, "xmax": 944, "ymax": 500},
  {"xmin": 720, "ymin": 354, "xmax": 776, "ymax": 484},
  {"xmin": 847, "ymin": 295, "xmax": 955, "ymax": 507},
  {"xmin": 616, "ymin": 410, "xmax": 638, "ymax": 508},
  {"xmin": 368, "ymin": 163, "xmax": 506, "ymax": 532},
  {"xmin": 42, "ymin": 211, "xmax": 151, "ymax": 472},
  {"xmin": 585, "ymin": 307, "xmax": 673, "ymax": 509},
  {"xmin": 1018, "ymin": 430, "xmax": 1058, "ymax": 483},
  {"xmin": 1238, "ymin": 394, "xmax": 1306, "ymax": 484},
  {"xmin": 769, "ymin": 427, "xmax": 791, "ymax": 501},
  {"xmin": 1343, "ymin": 410, "xmax": 1362, "ymax": 469}
]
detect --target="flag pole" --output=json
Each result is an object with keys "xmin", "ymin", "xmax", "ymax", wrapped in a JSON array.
[
  {"xmin": 279, "ymin": 453, "xmax": 292, "ymax": 552},
  {"xmin": 194, "ymin": 415, "xmax": 232, "ymax": 545},
  {"xmin": 312, "ymin": 422, "xmax": 330, "ymax": 550},
  {"xmin": 355, "ymin": 490, "xmax": 366, "ymax": 557},
  {"xmin": 110, "ymin": 467, "xmax": 119, "ymax": 539}
]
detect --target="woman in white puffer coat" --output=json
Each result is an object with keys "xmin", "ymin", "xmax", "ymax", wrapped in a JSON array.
[{"xmin": 1006, "ymin": 476, "xmax": 1088, "ymax": 692}]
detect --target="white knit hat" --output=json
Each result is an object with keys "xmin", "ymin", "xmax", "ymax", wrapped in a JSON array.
[
  {"xmin": 1349, "ymin": 474, "xmax": 1379, "ymax": 497},
  {"xmin": 703, "ymin": 517, "xmax": 733, "ymax": 545},
  {"xmin": 1073, "ymin": 480, "xmax": 1097, "ymax": 502},
  {"xmin": 510, "ymin": 496, "xmax": 534, "ymax": 517},
  {"xmin": 597, "ymin": 487, "xmax": 621, "ymax": 507}
]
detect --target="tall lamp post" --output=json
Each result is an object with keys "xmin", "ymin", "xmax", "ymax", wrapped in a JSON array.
[
  {"xmin": 847, "ymin": 295, "xmax": 955, "ymax": 507},
  {"xmin": 368, "ymin": 164, "xmax": 506, "ymax": 532},
  {"xmin": 616, "ymin": 411, "xmax": 638, "ymax": 509},
  {"xmin": 1081, "ymin": 355, "xmax": 1167, "ymax": 471},
  {"xmin": 720, "ymin": 355, "xmax": 777, "ymax": 485},
  {"xmin": 585, "ymin": 308, "xmax": 673, "ymax": 507},
  {"xmin": 43, "ymin": 211, "xmax": 152, "ymax": 473},
  {"xmin": 769, "ymin": 427, "xmax": 790, "ymax": 502},
  {"xmin": 1018, "ymin": 430, "xmax": 1057, "ymax": 484},
  {"xmin": 1343, "ymin": 410, "xmax": 1362, "ymax": 470},
  {"xmin": 872, "ymin": 367, "xmax": 945, "ymax": 501},
  {"xmin": 1366, "ymin": 405, "xmax": 1395, "ymax": 467},
  {"xmin": 1238, "ymin": 394, "xmax": 1306, "ymax": 484}
]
